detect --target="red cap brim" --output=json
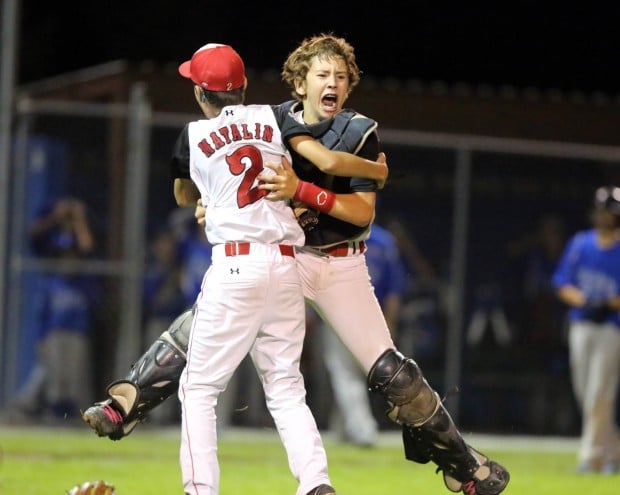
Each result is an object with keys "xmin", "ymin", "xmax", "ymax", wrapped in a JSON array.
[{"xmin": 178, "ymin": 60, "xmax": 192, "ymax": 79}]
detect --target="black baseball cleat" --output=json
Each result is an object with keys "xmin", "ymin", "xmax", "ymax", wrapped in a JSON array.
[
  {"xmin": 306, "ymin": 484, "xmax": 336, "ymax": 495},
  {"xmin": 82, "ymin": 400, "xmax": 125, "ymax": 439},
  {"xmin": 442, "ymin": 449, "xmax": 510, "ymax": 495}
]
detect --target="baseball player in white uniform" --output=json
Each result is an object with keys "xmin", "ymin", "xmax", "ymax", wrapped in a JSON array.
[{"xmin": 170, "ymin": 43, "xmax": 388, "ymax": 495}]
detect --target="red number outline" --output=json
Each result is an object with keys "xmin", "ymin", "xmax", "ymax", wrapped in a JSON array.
[{"xmin": 226, "ymin": 144, "xmax": 269, "ymax": 208}]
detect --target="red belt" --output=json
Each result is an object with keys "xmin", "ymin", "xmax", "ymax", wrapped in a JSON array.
[
  {"xmin": 317, "ymin": 241, "xmax": 366, "ymax": 257},
  {"xmin": 224, "ymin": 242, "xmax": 295, "ymax": 258}
]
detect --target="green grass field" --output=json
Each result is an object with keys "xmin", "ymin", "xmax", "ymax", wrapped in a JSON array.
[{"xmin": 0, "ymin": 424, "xmax": 617, "ymax": 495}]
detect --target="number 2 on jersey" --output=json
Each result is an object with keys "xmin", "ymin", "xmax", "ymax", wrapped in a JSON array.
[{"xmin": 227, "ymin": 144, "xmax": 270, "ymax": 208}]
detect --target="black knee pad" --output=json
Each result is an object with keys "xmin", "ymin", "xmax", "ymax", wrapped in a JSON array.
[{"xmin": 367, "ymin": 349, "xmax": 438, "ymax": 426}]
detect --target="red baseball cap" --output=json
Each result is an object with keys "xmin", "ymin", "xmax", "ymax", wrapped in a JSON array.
[{"xmin": 178, "ymin": 43, "xmax": 246, "ymax": 92}]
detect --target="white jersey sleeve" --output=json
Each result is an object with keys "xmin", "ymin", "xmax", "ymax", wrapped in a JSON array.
[{"xmin": 187, "ymin": 104, "xmax": 305, "ymax": 246}]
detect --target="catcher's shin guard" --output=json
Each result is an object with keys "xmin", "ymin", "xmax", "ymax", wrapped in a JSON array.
[
  {"xmin": 368, "ymin": 349, "xmax": 509, "ymax": 494},
  {"xmin": 403, "ymin": 397, "xmax": 509, "ymax": 493},
  {"xmin": 106, "ymin": 307, "xmax": 193, "ymax": 436},
  {"xmin": 401, "ymin": 406, "xmax": 477, "ymax": 481}
]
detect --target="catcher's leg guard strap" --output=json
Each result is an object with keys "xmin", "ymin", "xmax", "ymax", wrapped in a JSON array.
[
  {"xmin": 367, "ymin": 349, "xmax": 439, "ymax": 426},
  {"xmin": 403, "ymin": 404, "xmax": 480, "ymax": 482}
]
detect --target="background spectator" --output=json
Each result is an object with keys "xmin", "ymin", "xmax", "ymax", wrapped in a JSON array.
[
  {"xmin": 552, "ymin": 186, "xmax": 620, "ymax": 475},
  {"xmin": 10, "ymin": 198, "xmax": 100, "ymax": 421}
]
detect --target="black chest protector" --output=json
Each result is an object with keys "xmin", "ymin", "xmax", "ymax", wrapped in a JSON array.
[{"xmin": 277, "ymin": 101, "xmax": 380, "ymax": 246}]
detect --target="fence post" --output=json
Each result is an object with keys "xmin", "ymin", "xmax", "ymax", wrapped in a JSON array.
[
  {"xmin": 114, "ymin": 83, "xmax": 151, "ymax": 378},
  {"xmin": 443, "ymin": 146, "xmax": 471, "ymax": 421}
]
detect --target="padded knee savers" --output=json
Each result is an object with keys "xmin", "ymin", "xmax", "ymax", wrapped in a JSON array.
[{"xmin": 367, "ymin": 349, "xmax": 439, "ymax": 427}]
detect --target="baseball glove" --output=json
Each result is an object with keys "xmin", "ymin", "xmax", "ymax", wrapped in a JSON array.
[
  {"xmin": 66, "ymin": 480, "xmax": 116, "ymax": 495},
  {"xmin": 293, "ymin": 204, "xmax": 319, "ymax": 233},
  {"xmin": 582, "ymin": 298, "xmax": 612, "ymax": 323}
]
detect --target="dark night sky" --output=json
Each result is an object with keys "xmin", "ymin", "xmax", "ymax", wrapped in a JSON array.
[{"xmin": 15, "ymin": 2, "xmax": 620, "ymax": 94}]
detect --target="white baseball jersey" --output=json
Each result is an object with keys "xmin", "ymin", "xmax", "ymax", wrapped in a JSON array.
[{"xmin": 186, "ymin": 104, "xmax": 304, "ymax": 246}]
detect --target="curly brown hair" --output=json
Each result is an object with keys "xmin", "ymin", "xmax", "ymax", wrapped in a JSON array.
[{"xmin": 281, "ymin": 33, "xmax": 361, "ymax": 101}]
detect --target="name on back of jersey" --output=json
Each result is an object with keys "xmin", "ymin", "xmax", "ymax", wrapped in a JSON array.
[{"xmin": 197, "ymin": 123, "xmax": 275, "ymax": 158}]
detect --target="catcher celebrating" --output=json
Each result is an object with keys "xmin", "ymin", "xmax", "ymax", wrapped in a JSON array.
[{"xmin": 83, "ymin": 34, "xmax": 510, "ymax": 495}]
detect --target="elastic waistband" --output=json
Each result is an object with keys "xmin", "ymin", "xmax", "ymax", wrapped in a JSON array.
[
  {"xmin": 216, "ymin": 242, "xmax": 295, "ymax": 258},
  {"xmin": 314, "ymin": 240, "xmax": 366, "ymax": 257}
]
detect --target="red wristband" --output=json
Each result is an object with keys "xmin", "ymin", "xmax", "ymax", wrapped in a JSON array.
[{"xmin": 293, "ymin": 180, "xmax": 336, "ymax": 213}]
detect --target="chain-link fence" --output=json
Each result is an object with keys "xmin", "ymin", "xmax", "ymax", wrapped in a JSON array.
[{"xmin": 2, "ymin": 86, "xmax": 619, "ymax": 434}]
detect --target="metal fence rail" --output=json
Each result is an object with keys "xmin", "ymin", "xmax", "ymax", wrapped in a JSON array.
[{"xmin": 2, "ymin": 90, "xmax": 618, "ymax": 433}]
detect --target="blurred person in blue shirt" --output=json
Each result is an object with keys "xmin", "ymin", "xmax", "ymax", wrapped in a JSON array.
[
  {"xmin": 14, "ymin": 198, "xmax": 100, "ymax": 420},
  {"xmin": 143, "ymin": 228, "xmax": 186, "ymax": 324},
  {"xmin": 176, "ymin": 219, "xmax": 213, "ymax": 310},
  {"xmin": 552, "ymin": 186, "xmax": 620, "ymax": 475}
]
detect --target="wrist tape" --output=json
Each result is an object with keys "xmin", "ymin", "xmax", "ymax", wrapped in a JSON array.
[{"xmin": 293, "ymin": 181, "xmax": 336, "ymax": 213}]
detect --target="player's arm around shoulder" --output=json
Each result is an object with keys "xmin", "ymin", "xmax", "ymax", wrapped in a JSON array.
[{"xmin": 287, "ymin": 134, "xmax": 388, "ymax": 189}]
